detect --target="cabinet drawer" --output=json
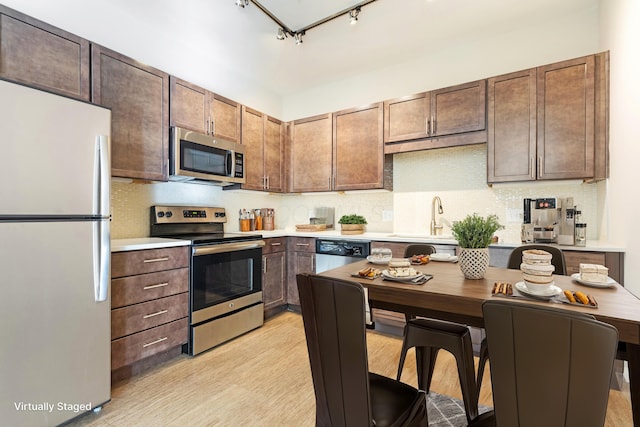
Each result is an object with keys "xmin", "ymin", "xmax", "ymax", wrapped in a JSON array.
[
  {"xmin": 111, "ymin": 268, "xmax": 189, "ymax": 309},
  {"xmin": 288, "ymin": 237, "xmax": 316, "ymax": 253},
  {"xmin": 263, "ymin": 237, "xmax": 286, "ymax": 254},
  {"xmin": 111, "ymin": 293, "xmax": 188, "ymax": 339},
  {"xmin": 563, "ymin": 251, "xmax": 606, "ymax": 276},
  {"xmin": 111, "ymin": 317, "xmax": 188, "ymax": 370},
  {"xmin": 112, "ymin": 246, "xmax": 189, "ymax": 278}
]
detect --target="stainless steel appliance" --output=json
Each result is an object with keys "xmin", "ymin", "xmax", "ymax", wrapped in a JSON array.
[
  {"xmin": 523, "ymin": 197, "xmax": 577, "ymax": 244},
  {"xmin": 0, "ymin": 79, "xmax": 111, "ymax": 426},
  {"xmin": 309, "ymin": 207, "xmax": 335, "ymax": 229},
  {"xmin": 169, "ymin": 126, "xmax": 245, "ymax": 185},
  {"xmin": 315, "ymin": 238, "xmax": 372, "ymax": 324},
  {"xmin": 150, "ymin": 206, "xmax": 265, "ymax": 355}
]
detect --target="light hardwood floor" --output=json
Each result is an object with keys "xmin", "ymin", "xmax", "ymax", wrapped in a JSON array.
[{"xmin": 70, "ymin": 311, "xmax": 633, "ymax": 426}]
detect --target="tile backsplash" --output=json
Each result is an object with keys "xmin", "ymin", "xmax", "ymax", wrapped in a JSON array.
[{"xmin": 111, "ymin": 145, "xmax": 605, "ymax": 245}]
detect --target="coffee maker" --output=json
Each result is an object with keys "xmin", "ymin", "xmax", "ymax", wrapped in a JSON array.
[{"xmin": 522, "ymin": 197, "xmax": 576, "ymax": 244}]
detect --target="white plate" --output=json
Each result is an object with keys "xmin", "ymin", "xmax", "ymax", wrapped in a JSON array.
[
  {"xmin": 382, "ymin": 269, "xmax": 422, "ymax": 280},
  {"xmin": 571, "ymin": 273, "xmax": 617, "ymax": 288},
  {"xmin": 429, "ymin": 253, "xmax": 458, "ymax": 262},
  {"xmin": 515, "ymin": 282, "xmax": 562, "ymax": 299},
  {"xmin": 367, "ymin": 255, "xmax": 391, "ymax": 265}
]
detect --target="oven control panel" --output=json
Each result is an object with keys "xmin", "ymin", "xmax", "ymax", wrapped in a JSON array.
[{"xmin": 151, "ymin": 205, "xmax": 226, "ymax": 224}]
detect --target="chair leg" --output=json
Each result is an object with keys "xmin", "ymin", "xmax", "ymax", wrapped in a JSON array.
[
  {"xmin": 454, "ymin": 337, "xmax": 479, "ymax": 422},
  {"xmin": 415, "ymin": 347, "xmax": 439, "ymax": 392},
  {"xmin": 477, "ymin": 338, "xmax": 489, "ymax": 401}
]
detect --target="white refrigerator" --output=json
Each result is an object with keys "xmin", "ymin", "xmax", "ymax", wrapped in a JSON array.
[{"xmin": 0, "ymin": 79, "xmax": 111, "ymax": 426}]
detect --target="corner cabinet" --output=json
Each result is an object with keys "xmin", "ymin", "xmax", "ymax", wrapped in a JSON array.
[
  {"xmin": 262, "ymin": 237, "xmax": 287, "ymax": 317},
  {"xmin": 488, "ymin": 52, "xmax": 609, "ymax": 183},
  {"xmin": 110, "ymin": 246, "xmax": 189, "ymax": 381},
  {"xmin": 288, "ymin": 104, "xmax": 391, "ymax": 192},
  {"xmin": 384, "ymin": 80, "xmax": 487, "ymax": 154},
  {"xmin": 241, "ymin": 106, "xmax": 284, "ymax": 192},
  {"xmin": 0, "ymin": 5, "xmax": 90, "ymax": 100},
  {"xmin": 92, "ymin": 45, "xmax": 169, "ymax": 181}
]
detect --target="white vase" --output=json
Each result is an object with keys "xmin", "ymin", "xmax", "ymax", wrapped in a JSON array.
[{"xmin": 458, "ymin": 248, "xmax": 490, "ymax": 279}]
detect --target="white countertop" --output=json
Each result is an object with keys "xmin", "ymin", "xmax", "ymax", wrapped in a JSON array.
[
  {"xmin": 111, "ymin": 237, "xmax": 191, "ymax": 252},
  {"xmin": 237, "ymin": 229, "xmax": 626, "ymax": 252}
]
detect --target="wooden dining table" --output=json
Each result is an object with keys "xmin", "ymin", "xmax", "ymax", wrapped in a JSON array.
[{"xmin": 319, "ymin": 259, "xmax": 640, "ymax": 426}]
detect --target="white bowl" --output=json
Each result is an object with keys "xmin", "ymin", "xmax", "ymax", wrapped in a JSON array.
[{"xmin": 523, "ymin": 280, "xmax": 556, "ymax": 295}]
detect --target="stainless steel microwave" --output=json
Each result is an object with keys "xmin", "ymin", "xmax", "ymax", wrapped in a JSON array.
[{"xmin": 169, "ymin": 127, "xmax": 245, "ymax": 185}]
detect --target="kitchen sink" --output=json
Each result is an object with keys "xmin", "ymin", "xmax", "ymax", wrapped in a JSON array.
[{"xmin": 388, "ymin": 233, "xmax": 455, "ymax": 240}]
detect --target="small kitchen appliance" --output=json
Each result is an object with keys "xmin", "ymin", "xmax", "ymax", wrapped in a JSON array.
[
  {"xmin": 523, "ymin": 197, "xmax": 561, "ymax": 243},
  {"xmin": 557, "ymin": 197, "xmax": 577, "ymax": 246},
  {"xmin": 150, "ymin": 205, "xmax": 265, "ymax": 355}
]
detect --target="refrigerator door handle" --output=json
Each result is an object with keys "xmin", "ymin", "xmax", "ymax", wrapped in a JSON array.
[{"xmin": 94, "ymin": 136, "xmax": 111, "ymax": 302}]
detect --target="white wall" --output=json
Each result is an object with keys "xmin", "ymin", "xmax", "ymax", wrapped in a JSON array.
[{"xmin": 599, "ymin": 0, "xmax": 640, "ymax": 296}]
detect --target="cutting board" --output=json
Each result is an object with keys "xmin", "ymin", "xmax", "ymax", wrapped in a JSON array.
[{"xmin": 295, "ymin": 224, "xmax": 327, "ymax": 231}]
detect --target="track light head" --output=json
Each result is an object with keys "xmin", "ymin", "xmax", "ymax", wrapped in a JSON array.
[
  {"xmin": 294, "ymin": 32, "xmax": 304, "ymax": 45},
  {"xmin": 235, "ymin": 0, "xmax": 249, "ymax": 8},
  {"xmin": 349, "ymin": 7, "xmax": 360, "ymax": 24},
  {"xmin": 276, "ymin": 28, "xmax": 286, "ymax": 40}
]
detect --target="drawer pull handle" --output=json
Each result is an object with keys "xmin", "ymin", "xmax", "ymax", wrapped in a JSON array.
[
  {"xmin": 143, "ymin": 282, "xmax": 169, "ymax": 290},
  {"xmin": 143, "ymin": 257, "xmax": 169, "ymax": 263},
  {"xmin": 296, "ymin": 243, "xmax": 310, "ymax": 246},
  {"xmin": 143, "ymin": 310, "xmax": 168, "ymax": 319},
  {"xmin": 271, "ymin": 242, "xmax": 281, "ymax": 246},
  {"xmin": 142, "ymin": 337, "xmax": 168, "ymax": 348}
]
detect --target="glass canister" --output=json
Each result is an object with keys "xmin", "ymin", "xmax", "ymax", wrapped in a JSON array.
[{"xmin": 575, "ymin": 223, "xmax": 587, "ymax": 246}]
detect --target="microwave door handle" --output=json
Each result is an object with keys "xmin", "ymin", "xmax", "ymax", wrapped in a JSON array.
[{"xmin": 226, "ymin": 151, "xmax": 233, "ymax": 176}]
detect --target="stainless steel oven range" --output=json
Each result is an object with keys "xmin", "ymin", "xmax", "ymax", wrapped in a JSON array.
[{"xmin": 150, "ymin": 205, "xmax": 265, "ymax": 355}]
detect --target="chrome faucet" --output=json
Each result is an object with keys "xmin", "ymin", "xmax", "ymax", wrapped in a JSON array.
[{"xmin": 430, "ymin": 196, "xmax": 444, "ymax": 235}]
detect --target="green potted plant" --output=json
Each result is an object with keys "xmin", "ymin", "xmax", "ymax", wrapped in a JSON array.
[
  {"xmin": 451, "ymin": 213, "xmax": 504, "ymax": 279},
  {"xmin": 338, "ymin": 214, "xmax": 368, "ymax": 235}
]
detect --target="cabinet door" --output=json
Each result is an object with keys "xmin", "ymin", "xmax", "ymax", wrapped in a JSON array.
[
  {"xmin": 211, "ymin": 94, "xmax": 241, "ymax": 143},
  {"xmin": 286, "ymin": 252, "xmax": 315, "ymax": 306},
  {"xmin": 487, "ymin": 69, "xmax": 537, "ymax": 183},
  {"xmin": 384, "ymin": 93, "xmax": 429, "ymax": 143},
  {"xmin": 169, "ymin": 77, "xmax": 207, "ymax": 133},
  {"xmin": 431, "ymin": 79, "xmax": 486, "ymax": 136},
  {"xmin": 92, "ymin": 45, "xmax": 168, "ymax": 181},
  {"xmin": 0, "ymin": 5, "xmax": 90, "ymax": 100},
  {"xmin": 333, "ymin": 103, "xmax": 385, "ymax": 191},
  {"xmin": 264, "ymin": 116, "xmax": 284, "ymax": 192},
  {"xmin": 263, "ymin": 252, "xmax": 286, "ymax": 310},
  {"xmin": 241, "ymin": 106, "xmax": 266, "ymax": 190},
  {"xmin": 290, "ymin": 114, "xmax": 333, "ymax": 192},
  {"xmin": 537, "ymin": 55, "xmax": 595, "ymax": 180}
]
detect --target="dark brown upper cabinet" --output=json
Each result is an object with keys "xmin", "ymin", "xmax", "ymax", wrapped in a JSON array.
[
  {"xmin": 241, "ymin": 106, "xmax": 284, "ymax": 192},
  {"xmin": 169, "ymin": 76, "xmax": 241, "ymax": 143},
  {"xmin": 384, "ymin": 80, "xmax": 487, "ymax": 153},
  {"xmin": 0, "ymin": 5, "xmax": 90, "ymax": 100},
  {"xmin": 92, "ymin": 45, "xmax": 169, "ymax": 181},
  {"xmin": 488, "ymin": 53, "xmax": 609, "ymax": 183}
]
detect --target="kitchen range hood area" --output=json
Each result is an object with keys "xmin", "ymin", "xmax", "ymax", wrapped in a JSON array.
[{"xmin": 1, "ymin": 0, "xmax": 639, "ymax": 426}]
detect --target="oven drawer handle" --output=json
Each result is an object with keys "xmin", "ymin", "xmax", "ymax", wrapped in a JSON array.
[
  {"xmin": 143, "ymin": 310, "xmax": 168, "ymax": 319},
  {"xmin": 143, "ymin": 282, "xmax": 169, "ymax": 290},
  {"xmin": 142, "ymin": 337, "xmax": 168, "ymax": 348},
  {"xmin": 143, "ymin": 257, "xmax": 169, "ymax": 263},
  {"xmin": 193, "ymin": 240, "xmax": 266, "ymax": 256}
]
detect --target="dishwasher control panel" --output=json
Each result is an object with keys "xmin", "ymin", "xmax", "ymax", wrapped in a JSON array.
[{"xmin": 316, "ymin": 239, "xmax": 371, "ymax": 258}]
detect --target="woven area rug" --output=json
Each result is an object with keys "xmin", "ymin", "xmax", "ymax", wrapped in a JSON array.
[{"xmin": 428, "ymin": 392, "xmax": 492, "ymax": 427}]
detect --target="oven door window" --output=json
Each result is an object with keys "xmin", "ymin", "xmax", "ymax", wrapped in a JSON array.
[
  {"xmin": 192, "ymin": 247, "xmax": 262, "ymax": 311},
  {"xmin": 180, "ymin": 140, "xmax": 230, "ymax": 176}
]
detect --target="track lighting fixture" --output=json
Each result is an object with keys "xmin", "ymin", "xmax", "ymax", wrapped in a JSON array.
[
  {"xmin": 349, "ymin": 8, "xmax": 360, "ymax": 24},
  {"xmin": 239, "ymin": 0, "xmax": 377, "ymax": 45}
]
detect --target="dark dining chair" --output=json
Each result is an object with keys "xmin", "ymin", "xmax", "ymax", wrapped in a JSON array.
[
  {"xmin": 470, "ymin": 299, "xmax": 618, "ymax": 427},
  {"xmin": 397, "ymin": 244, "xmax": 480, "ymax": 423},
  {"xmin": 477, "ymin": 243, "xmax": 568, "ymax": 400},
  {"xmin": 403, "ymin": 244, "xmax": 437, "ymax": 257},
  {"xmin": 296, "ymin": 273, "xmax": 428, "ymax": 427}
]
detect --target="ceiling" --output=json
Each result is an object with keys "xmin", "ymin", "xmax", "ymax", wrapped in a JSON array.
[{"xmin": 200, "ymin": 0, "xmax": 598, "ymax": 97}]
